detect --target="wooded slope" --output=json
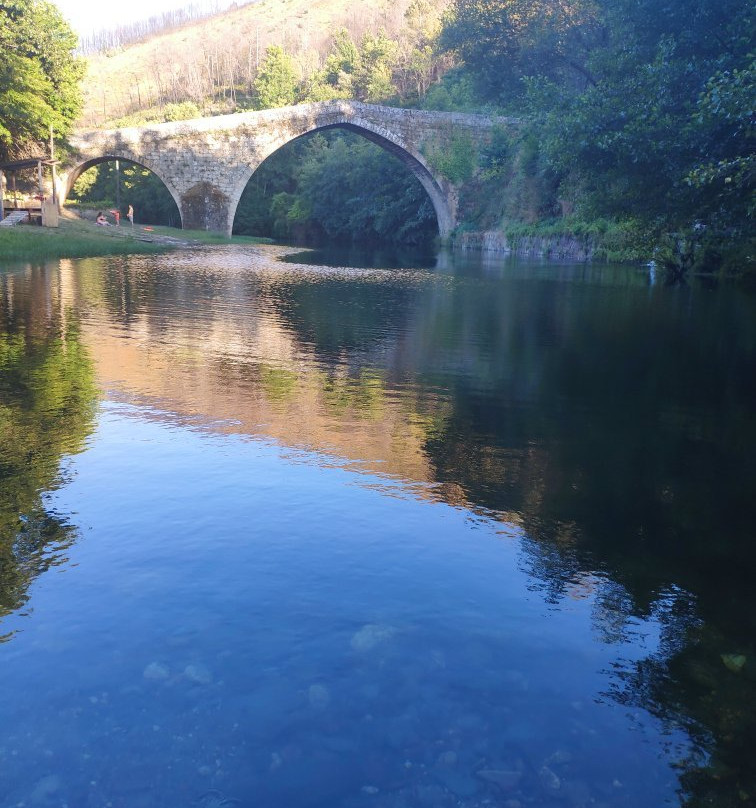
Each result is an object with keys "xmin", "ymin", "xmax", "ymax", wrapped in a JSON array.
[{"xmin": 80, "ymin": 0, "xmax": 448, "ymax": 126}]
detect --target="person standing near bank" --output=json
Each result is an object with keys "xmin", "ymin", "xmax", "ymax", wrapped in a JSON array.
[{"xmin": 127, "ymin": 204, "xmax": 134, "ymax": 226}]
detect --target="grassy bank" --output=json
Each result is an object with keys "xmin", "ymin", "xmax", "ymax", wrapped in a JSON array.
[{"xmin": 0, "ymin": 212, "xmax": 273, "ymax": 263}]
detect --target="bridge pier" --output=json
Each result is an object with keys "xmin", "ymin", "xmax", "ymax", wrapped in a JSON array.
[
  {"xmin": 64, "ymin": 102, "xmax": 513, "ymax": 241},
  {"xmin": 179, "ymin": 182, "xmax": 233, "ymax": 234}
]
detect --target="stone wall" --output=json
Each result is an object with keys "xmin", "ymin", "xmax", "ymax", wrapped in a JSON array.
[{"xmin": 453, "ymin": 230, "xmax": 595, "ymax": 262}]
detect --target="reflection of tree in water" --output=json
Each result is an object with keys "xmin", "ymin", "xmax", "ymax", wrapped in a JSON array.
[
  {"xmin": 71, "ymin": 253, "xmax": 756, "ymax": 804},
  {"xmin": 414, "ymin": 279, "xmax": 756, "ymax": 807},
  {"xmin": 0, "ymin": 277, "xmax": 97, "ymax": 635},
  {"xmin": 266, "ymin": 271, "xmax": 422, "ymax": 360}
]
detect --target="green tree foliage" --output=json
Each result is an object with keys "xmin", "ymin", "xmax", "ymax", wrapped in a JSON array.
[
  {"xmin": 686, "ymin": 60, "xmax": 756, "ymax": 223},
  {"xmin": 254, "ymin": 45, "xmax": 298, "ymax": 109},
  {"xmin": 438, "ymin": 0, "xmax": 754, "ymax": 270},
  {"xmin": 541, "ymin": 0, "xmax": 754, "ymax": 236},
  {"xmin": 301, "ymin": 24, "xmax": 443, "ymax": 107},
  {"xmin": 439, "ymin": 0, "xmax": 603, "ymax": 103},
  {"xmin": 0, "ymin": 0, "xmax": 83, "ymax": 160},
  {"xmin": 302, "ymin": 29, "xmax": 360, "ymax": 101},
  {"xmin": 353, "ymin": 31, "xmax": 399, "ymax": 103},
  {"xmin": 302, "ymin": 29, "xmax": 400, "ymax": 104},
  {"xmin": 233, "ymin": 132, "xmax": 436, "ymax": 246},
  {"xmin": 424, "ymin": 132, "xmax": 476, "ymax": 184}
]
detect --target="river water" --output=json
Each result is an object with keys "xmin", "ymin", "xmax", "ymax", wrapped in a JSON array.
[{"xmin": 0, "ymin": 245, "xmax": 754, "ymax": 808}]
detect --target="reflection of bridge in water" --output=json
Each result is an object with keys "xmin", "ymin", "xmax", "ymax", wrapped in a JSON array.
[
  {"xmin": 54, "ymin": 253, "xmax": 471, "ymax": 504},
  {"xmin": 60, "ymin": 101, "xmax": 513, "ymax": 237},
  {"xmin": 47, "ymin": 250, "xmax": 536, "ymax": 524}
]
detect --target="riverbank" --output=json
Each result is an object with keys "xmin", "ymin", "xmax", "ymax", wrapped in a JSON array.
[
  {"xmin": 450, "ymin": 217, "xmax": 652, "ymax": 264},
  {"xmin": 451, "ymin": 219, "xmax": 755, "ymax": 281},
  {"xmin": 0, "ymin": 210, "xmax": 272, "ymax": 263}
]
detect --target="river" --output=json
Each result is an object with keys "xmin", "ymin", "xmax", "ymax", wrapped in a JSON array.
[{"xmin": 1, "ymin": 244, "xmax": 754, "ymax": 807}]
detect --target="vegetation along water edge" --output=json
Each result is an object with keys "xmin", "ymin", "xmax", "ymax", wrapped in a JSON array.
[{"xmin": 1, "ymin": 0, "xmax": 752, "ymax": 279}]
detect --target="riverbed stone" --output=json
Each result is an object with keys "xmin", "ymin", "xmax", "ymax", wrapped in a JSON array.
[
  {"xmin": 30, "ymin": 774, "xmax": 61, "ymax": 803},
  {"xmin": 539, "ymin": 765, "xmax": 561, "ymax": 792},
  {"xmin": 184, "ymin": 663, "xmax": 213, "ymax": 685},
  {"xmin": 476, "ymin": 768, "xmax": 522, "ymax": 792},
  {"xmin": 350, "ymin": 623, "xmax": 396, "ymax": 652},
  {"xmin": 308, "ymin": 683, "xmax": 331, "ymax": 709},
  {"xmin": 143, "ymin": 661, "xmax": 170, "ymax": 680},
  {"xmin": 433, "ymin": 767, "xmax": 479, "ymax": 796}
]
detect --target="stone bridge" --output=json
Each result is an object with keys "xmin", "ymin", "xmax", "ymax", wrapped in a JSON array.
[{"xmin": 62, "ymin": 101, "xmax": 512, "ymax": 237}]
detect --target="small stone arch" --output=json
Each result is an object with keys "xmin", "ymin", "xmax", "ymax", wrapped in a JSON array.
[
  {"xmin": 228, "ymin": 118, "xmax": 455, "ymax": 239},
  {"xmin": 58, "ymin": 155, "xmax": 184, "ymax": 226}
]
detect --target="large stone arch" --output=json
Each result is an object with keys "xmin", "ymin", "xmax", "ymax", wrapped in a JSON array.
[
  {"xmin": 227, "ymin": 117, "xmax": 455, "ymax": 239},
  {"xmin": 65, "ymin": 101, "xmax": 507, "ymax": 237},
  {"xmin": 58, "ymin": 154, "xmax": 183, "ymax": 225}
]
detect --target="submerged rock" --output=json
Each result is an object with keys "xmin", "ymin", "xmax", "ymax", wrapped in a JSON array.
[
  {"xmin": 184, "ymin": 664, "xmax": 213, "ymax": 685},
  {"xmin": 544, "ymin": 749, "xmax": 573, "ymax": 767},
  {"xmin": 143, "ymin": 662, "xmax": 170, "ymax": 681},
  {"xmin": 414, "ymin": 783, "xmax": 454, "ymax": 807},
  {"xmin": 194, "ymin": 790, "xmax": 240, "ymax": 807},
  {"xmin": 308, "ymin": 683, "xmax": 331, "ymax": 709},
  {"xmin": 721, "ymin": 653, "xmax": 747, "ymax": 673},
  {"xmin": 350, "ymin": 624, "xmax": 396, "ymax": 652},
  {"xmin": 476, "ymin": 768, "xmax": 522, "ymax": 792},
  {"xmin": 31, "ymin": 774, "xmax": 61, "ymax": 804},
  {"xmin": 436, "ymin": 750, "xmax": 458, "ymax": 767},
  {"xmin": 434, "ymin": 767, "xmax": 478, "ymax": 797},
  {"xmin": 539, "ymin": 765, "xmax": 561, "ymax": 792}
]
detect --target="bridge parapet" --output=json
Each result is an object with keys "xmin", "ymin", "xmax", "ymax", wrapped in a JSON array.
[{"xmin": 64, "ymin": 101, "xmax": 515, "ymax": 237}]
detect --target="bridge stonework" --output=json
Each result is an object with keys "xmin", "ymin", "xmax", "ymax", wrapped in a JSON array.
[{"xmin": 62, "ymin": 101, "xmax": 511, "ymax": 237}]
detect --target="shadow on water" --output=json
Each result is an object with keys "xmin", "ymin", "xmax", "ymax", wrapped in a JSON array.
[
  {"xmin": 280, "ymin": 243, "xmax": 440, "ymax": 270},
  {"xmin": 1, "ymin": 248, "xmax": 755, "ymax": 805},
  {"xmin": 0, "ymin": 266, "xmax": 97, "ymax": 637}
]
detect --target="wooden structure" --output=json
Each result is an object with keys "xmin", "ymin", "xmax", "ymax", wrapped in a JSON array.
[{"xmin": 0, "ymin": 157, "xmax": 59, "ymax": 225}]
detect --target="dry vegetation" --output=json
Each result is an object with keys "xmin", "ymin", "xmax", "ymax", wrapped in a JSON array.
[{"xmin": 80, "ymin": 0, "xmax": 449, "ymax": 127}]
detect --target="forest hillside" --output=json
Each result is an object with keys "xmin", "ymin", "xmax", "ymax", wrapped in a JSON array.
[
  {"xmin": 80, "ymin": 0, "xmax": 449, "ymax": 127},
  {"xmin": 68, "ymin": 0, "xmax": 752, "ymax": 277}
]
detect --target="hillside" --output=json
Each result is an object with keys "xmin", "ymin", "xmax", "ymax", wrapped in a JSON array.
[{"xmin": 80, "ymin": 0, "xmax": 449, "ymax": 127}]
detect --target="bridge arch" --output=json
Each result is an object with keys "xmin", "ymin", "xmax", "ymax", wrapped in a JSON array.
[
  {"xmin": 65, "ymin": 101, "xmax": 505, "ymax": 237},
  {"xmin": 59, "ymin": 155, "xmax": 183, "ymax": 225},
  {"xmin": 227, "ymin": 117, "xmax": 454, "ymax": 240}
]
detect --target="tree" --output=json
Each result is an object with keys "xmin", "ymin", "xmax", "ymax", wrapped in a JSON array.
[
  {"xmin": 536, "ymin": 0, "xmax": 755, "ymax": 231},
  {"xmin": 301, "ymin": 29, "xmax": 359, "ymax": 102},
  {"xmin": 437, "ymin": 0, "xmax": 754, "ymax": 268},
  {"xmin": 69, "ymin": 161, "xmax": 181, "ymax": 227},
  {"xmin": 354, "ymin": 31, "xmax": 399, "ymax": 103},
  {"xmin": 253, "ymin": 45, "xmax": 298, "ymax": 109},
  {"xmin": 233, "ymin": 131, "xmax": 436, "ymax": 246},
  {"xmin": 439, "ymin": 0, "xmax": 603, "ymax": 104},
  {"xmin": 0, "ymin": 0, "xmax": 83, "ymax": 160},
  {"xmin": 686, "ymin": 60, "xmax": 756, "ymax": 224}
]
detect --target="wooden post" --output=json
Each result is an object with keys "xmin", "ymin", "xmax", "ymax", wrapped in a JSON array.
[
  {"xmin": 49, "ymin": 124, "xmax": 58, "ymax": 206},
  {"xmin": 11, "ymin": 172, "xmax": 17, "ymax": 208},
  {"xmin": 0, "ymin": 169, "xmax": 4, "ymax": 221},
  {"xmin": 115, "ymin": 159, "xmax": 121, "ymax": 211}
]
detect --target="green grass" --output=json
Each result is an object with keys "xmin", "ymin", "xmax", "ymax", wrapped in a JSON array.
[{"xmin": 0, "ymin": 213, "xmax": 273, "ymax": 263}]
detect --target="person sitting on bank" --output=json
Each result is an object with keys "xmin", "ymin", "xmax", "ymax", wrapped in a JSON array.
[{"xmin": 96, "ymin": 211, "xmax": 108, "ymax": 225}]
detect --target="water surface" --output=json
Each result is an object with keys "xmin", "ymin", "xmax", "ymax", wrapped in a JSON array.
[{"xmin": 1, "ymin": 245, "xmax": 755, "ymax": 807}]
